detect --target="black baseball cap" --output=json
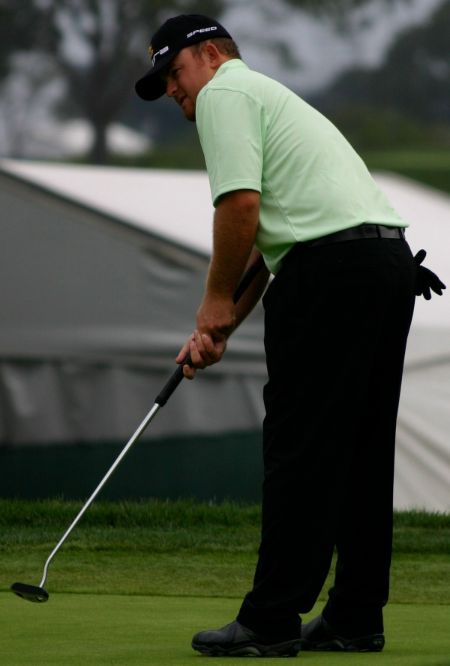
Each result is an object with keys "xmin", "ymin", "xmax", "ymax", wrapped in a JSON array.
[{"xmin": 135, "ymin": 14, "xmax": 233, "ymax": 101}]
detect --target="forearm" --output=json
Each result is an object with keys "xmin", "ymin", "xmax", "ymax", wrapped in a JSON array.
[
  {"xmin": 178, "ymin": 192, "xmax": 265, "ymax": 379},
  {"xmin": 196, "ymin": 190, "xmax": 261, "ymax": 338}
]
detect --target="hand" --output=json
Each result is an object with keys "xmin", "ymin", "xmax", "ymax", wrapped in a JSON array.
[
  {"xmin": 176, "ymin": 331, "xmax": 227, "ymax": 380},
  {"xmin": 175, "ymin": 295, "xmax": 235, "ymax": 379},
  {"xmin": 414, "ymin": 250, "xmax": 446, "ymax": 300}
]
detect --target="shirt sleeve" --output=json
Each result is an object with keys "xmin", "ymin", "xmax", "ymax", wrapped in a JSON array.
[{"xmin": 196, "ymin": 88, "xmax": 264, "ymax": 206}]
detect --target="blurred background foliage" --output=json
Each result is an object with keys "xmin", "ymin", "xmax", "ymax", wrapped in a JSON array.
[{"xmin": 0, "ymin": 0, "xmax": 448, "ymax": 192}]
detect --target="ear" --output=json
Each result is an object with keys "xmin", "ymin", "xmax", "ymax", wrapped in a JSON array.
[{"xmin": 202, "ymin": 41, "xmax": 226, "ymax": 69}]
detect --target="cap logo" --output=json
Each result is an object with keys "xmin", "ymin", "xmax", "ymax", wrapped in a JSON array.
[
  {"xmin": 186, "ymin": 26, "xmax": 218, "ymax": 39},
  {"xmin": 151, "ymin": 45, "xmax": 169, "ymax": 66}
]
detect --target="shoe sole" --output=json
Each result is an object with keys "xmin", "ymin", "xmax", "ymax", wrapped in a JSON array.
[
  {"xmin": 301, "ymin": 634, "xmax": 385, "ymax": 652},
  {"xmin": 192, "ymin": 638, "xmax": 302, "ymax": 657}
]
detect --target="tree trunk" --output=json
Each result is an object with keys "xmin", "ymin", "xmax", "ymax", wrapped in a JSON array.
[{"xmin": 89, "ymin": 121, "xmax": 108, "ymax": 164}]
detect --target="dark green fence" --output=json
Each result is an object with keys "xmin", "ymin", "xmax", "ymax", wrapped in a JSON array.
[{"xmin": 0, "ymin": 431, "xmax": 263, "ymax": 502}]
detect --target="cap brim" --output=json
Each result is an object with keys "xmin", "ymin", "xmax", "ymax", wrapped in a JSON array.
[{"xmin": 135, "ymin": 52, "xmax": 174, "ymax": 101}]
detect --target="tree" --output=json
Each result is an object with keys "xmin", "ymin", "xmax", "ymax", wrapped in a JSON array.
[
  {"xmin": 283, "ymin": 0, "xmax": 412, "ymax": 28},
  {"xmin": 28, "ymin": 0, "xmax": 224, "ymax": 163},
  {"xmin": 314, "ymin": 0, "xmax": 450, "ymax": 126},
  {"xmin": 0, "ymin": 1, "xmax": 59, "ymax": 156},
  {"xmin": 374, "ymin": 0, "xmax": 450, "ymax": 123},
  {"xmin": 0, "ymin": 1, "xmax": 43, "ymax": 78},
  {"xmin": 305, "ymin": 0, "xmax": 450, "ymax": 156},
  {"xmin": 1, "ymin": 0, "xmax": 415, "ymax": 163}
]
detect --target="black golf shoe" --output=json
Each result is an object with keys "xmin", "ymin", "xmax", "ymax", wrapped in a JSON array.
[
  {"xmin": 192, "ymin": 620, "xmax": 302, "ymax": 657},
  {"xmin": 301, "ymin": 615, "xmax": 385, "ymax": 652}
]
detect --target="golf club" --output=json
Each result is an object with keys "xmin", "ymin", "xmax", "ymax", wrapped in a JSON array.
[{"xmin": 11, "ymin": 255, "xmax": 265, "ymax": 603}]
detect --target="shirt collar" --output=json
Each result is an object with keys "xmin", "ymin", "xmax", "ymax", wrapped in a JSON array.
[{"xmin": 213, "ymin": 58, "xmax": 249, "ymax": 80}]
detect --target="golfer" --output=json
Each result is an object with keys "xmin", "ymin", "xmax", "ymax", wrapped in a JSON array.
[{"xmin": 135, "ymin": 14, "xmax": 445, "ymax": 657}]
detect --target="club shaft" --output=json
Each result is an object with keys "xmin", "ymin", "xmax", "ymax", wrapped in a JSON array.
[{"xmin": 38, "ymin": 402, "xmax": 161, "ymax": 589}]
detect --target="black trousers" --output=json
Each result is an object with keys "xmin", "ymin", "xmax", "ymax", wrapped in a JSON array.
[{"xmin": 237, "ymin": 237, "xmax": 416, "ymax": 641}]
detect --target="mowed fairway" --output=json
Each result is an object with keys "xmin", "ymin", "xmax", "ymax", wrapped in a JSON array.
[
  {"xmin": 2, "ymin": 594, "xmax": 449, "ymax": 665},
  {"xmin": 1, "ymin": 501, "xmax": 449, "ymax": 665}
]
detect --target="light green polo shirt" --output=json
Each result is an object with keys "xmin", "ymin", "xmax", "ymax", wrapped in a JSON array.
[{"xmin": 196, "ymin": 60, "xmax": 406, "ymax": 274}]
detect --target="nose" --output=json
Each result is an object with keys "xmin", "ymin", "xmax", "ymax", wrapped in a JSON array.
[{"xmin": 165, "ymin": 76, "xmax": 177, "ymax": 98}]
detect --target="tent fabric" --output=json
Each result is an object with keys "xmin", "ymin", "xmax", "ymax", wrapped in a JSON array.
[
  {"xmin": 372, "ymin": 174, "xmax": 450, "ymax": 511},
  {"xmin": 0, "ymin": 160, "xmax": 215, "ymax": 255},
  {"xmin": 0, "ymin": 361, "xmax": 264, "ymax": 445},
  {"xmin": 0, "ymin": 160, "xmax": 448, "ymax": 511},
  {"xmin": 0, "ymin": 162, "xmax": 266, "ymax": 449}
]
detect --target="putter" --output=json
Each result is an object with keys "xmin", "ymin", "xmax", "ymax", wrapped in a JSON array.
[{"xmin": 11, "ymin": 255, "xmax": 265, "ymax": 603}]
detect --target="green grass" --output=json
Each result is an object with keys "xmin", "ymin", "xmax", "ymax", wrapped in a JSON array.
[
  {"xmin": 0, "ymin": 500, "xmax": 449, "ymax": 604},
  {"xmin": 2, "ymin": 594, "xmax": 449, "ymax": 666},
  {"xmin": 0, "ymin": 500, "xmax": 449, "ymax": 664}
]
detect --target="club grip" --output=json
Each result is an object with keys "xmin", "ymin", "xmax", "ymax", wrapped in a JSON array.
[{"xmin": 155, "ymin": 353, "xmax": 193, "ymax": 406}]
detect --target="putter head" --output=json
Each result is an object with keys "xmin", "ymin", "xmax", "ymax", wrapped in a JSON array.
[{"xmin": 11, "ymin": 582, "xmax": 49, "ymax": 603}]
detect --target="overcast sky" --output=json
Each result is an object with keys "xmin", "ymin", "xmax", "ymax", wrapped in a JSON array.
[{"xmin": 222, "ymin": 0, "xmax": 443, "ymax": 92}]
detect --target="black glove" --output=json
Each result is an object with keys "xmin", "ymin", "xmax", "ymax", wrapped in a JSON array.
[{"xmin": 414, "ymin": 249, "xmax": 446, "ymax": 300}]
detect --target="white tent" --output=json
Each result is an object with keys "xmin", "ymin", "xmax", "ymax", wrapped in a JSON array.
[
  {"xmin": 0, "ymin": 160, "xmax": 265, "ymax": 444},
  {"xmin": 0, "ymin": 160, "xmax": 448, "ymax": 510},
  {"xmin": 373, "ymin": 174, "xmax": 450, "ymax": 512}
]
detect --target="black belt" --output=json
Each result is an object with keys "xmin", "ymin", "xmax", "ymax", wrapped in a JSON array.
[{"xmin": 304, "ymin": 224, "xmax": 405, "ymax": 247}]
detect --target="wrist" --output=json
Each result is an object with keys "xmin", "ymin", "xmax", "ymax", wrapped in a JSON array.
[{"xmin": 196, "ymin": 296, "xmax": 236, "ymax": 339}]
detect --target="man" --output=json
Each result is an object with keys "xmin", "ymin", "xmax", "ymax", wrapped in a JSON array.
[{"xmin": 135, "ymin": 14, "xmax": 445, "ymax": 658}]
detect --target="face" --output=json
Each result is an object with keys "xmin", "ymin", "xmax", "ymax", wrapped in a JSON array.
[{"xmin": 163, "ymin": 46, "xmax": 215, "ymax": 121}]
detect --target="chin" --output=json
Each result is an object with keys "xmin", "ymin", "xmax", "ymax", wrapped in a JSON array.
[
  {"xmin": 179, "ymin": 100, "xmax": 196, "ymax": 122},
  {"xmin": 183, "ymin": 108, "xmax": 196, "ymax": 122}
]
